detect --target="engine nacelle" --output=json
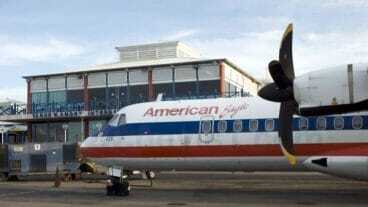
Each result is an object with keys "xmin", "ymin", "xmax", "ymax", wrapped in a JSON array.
[
  {"xmin": 293, "ymin": 64, "xmax": 368, "ymax": 116},
  {"xmin": 303, "ymin": 156, "xmax": 368, "ymax": 180}
]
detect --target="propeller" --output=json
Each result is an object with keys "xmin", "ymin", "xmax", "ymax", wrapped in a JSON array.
[{"xmin": 258, "ymin": 24, "xmax": 298, "ymax": 165}]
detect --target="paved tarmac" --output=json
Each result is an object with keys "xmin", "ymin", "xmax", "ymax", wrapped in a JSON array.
[{"xmin": 1, "ymin": 172, "xmax": 368, "ymax": 207}]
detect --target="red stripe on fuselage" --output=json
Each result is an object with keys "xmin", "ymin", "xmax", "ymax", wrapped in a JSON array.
[{"xmin": 80, "ymin": 143, "xmax": 368, "ymax": 158}]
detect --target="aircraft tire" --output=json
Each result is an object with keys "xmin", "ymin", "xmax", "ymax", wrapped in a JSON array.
[
  {"xmin": 0, "ymin": 173, "xmax": 7, "ymax": 181},
  {"xmin": 106, "ymin": 185, "xmax": 114, "ymax": 196},
  {"xmin": 117, "ymin": 181, "xmax": 130, "ymax": 196}
]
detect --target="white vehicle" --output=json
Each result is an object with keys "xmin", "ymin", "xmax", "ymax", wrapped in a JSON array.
[{"xmin": 81, "ymin": 24, "xmax": 368, "ymax": 195}]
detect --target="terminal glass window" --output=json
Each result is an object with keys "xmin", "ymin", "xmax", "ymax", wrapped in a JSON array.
[
  {"xmin": 32, "ymin": 92, "xmax": 47, "ymax": 104},
  {"xmin": 32, "ymin": 123, "xmax": 47, "ymax": 142},
  {"xmin": 154, "ymin": 83, "xmax": 173, "ymax": 99},
  {"xmin": 32, "ymin": 92, "xmax": 48, "ymax": 113},
  {"xmin": 107, "ymin": 87, "xmax": 128, "ymax": 109},
  {"xmin": 67, "ymin": 90, "xmax": 84, "ymax": 104},
  {"xmin": 198, "ymin": 80, "xmax": 219, "ymax": 97},
  {"xmin": 175, "ymin": 81, "xmax": 196, "ymax": 98},
  {"xmin": 67, "ymin": 122, "xmax": 82, "ymax": 143},
  {"xmin": 49, "ymin": 123, "xmax": 65, "ymax": 142},
  {"xmin": 89, "ymin": 88, "xmax": 106, "ymax": 110},
  {"xmin": 129, "ymin": 84, "xmax": 148, "ymax": 104},
  {"xmin": 89, "ymin": 120, "xmax": 107, "ymax": 136},
  {"xmin": 224, "ymin": 81, "xmax": 239, "ymax": 96},
  {"xmin": 49, "ymin": 91, "xmax": 66, "ymax": 104}
]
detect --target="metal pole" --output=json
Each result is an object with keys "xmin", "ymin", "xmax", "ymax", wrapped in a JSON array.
[
  {"xmin": 1, "ymin": 131, "xmax": 3, "ymax": 144},
  {"xmin": 64, "ymin": 129, "xmax": 67, "ymax": 143}
]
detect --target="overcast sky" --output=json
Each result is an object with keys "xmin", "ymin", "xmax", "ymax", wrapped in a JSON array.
[{"xmin": 1, "ymin": 0, "xmax": 368, "ymax": 101}]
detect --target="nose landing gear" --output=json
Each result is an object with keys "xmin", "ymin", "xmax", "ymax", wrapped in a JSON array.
[
  {"xmin": 106, "ymin": 177, "xmax": 130, "ymax": 196},
  {"xmin": 106, "ymin": 166, "xmax": 130, "ymax": 196}
]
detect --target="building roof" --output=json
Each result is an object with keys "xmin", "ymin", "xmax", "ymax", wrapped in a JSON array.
[
  {"xmin": 116, "ymin": 41, "xmax": 200, "ymax": 62},
  {"xmin": 23, "ymin": 57, "xmax": 261, "ymax": 85}
]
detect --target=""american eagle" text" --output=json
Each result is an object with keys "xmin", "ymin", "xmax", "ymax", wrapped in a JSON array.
[{"xmin": 143, "ymin": 106, "xmax": 219, "ymax": 117}]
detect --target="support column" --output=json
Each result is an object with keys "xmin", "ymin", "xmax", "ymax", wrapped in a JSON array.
[
  {"xmin": 26, "ymin": 79, "xmax": 32, "ymax": 113},
  {"xmin": 83, "ymin": 119, "xmax": 89, "ymax": 140},
  {"xmin": 126, "ymin": 71, "xmax": 130, "ymax": 104},
  {"xmin": 105, "ymin": 73, "xmax": 109, "ymax": 109},
  {"xmin": 219, "ymin": 61, "xmax": 225, "ymax": 97},
  {"xmin": 148, "ymin": 69, "xmax": 154, "ymax": 101},
  {"xmin": 172, "ymin": 66, "xmax": 175, "ymax": 98},
  {"xmin": 83, "ymin": 74, "xmax": 89, "ymax": 111},
  {"xmin": 195, "ymin": 65, "xmax": 199, "ymax": 96},
  {"xmin": 27, "ymin": 123, "xmax": 32, "ymax": 142}
]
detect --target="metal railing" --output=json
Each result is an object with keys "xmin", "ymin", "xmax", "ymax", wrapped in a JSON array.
[{"xmin": 0, "ymin": 92, "xmax": 251, "ymax": 121}]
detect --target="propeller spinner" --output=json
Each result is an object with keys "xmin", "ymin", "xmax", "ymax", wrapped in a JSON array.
[{"xmin": 258, "ymin": 24, "xmax": 298, "ymax": 165}]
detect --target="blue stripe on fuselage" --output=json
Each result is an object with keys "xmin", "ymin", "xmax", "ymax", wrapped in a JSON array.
[{"xmin": 100, "ymin": 115, "xmax": 368, "ymax": 137}]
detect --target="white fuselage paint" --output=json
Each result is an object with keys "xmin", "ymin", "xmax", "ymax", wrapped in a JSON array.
[{"xmin": 81, "ymin": 96, "xmax": 368, "ymax": 176}]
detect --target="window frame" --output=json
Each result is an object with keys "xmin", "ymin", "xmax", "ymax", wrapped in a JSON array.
[
  {"xmin": 352, "ymin": 116, "xmax": 363, "ymax": 130},
  {"xmin": 299, "ymin": 118, "xmax": 309, "ymax": 130},
  {"xmin": 200, "ymin": 120, "xmax": 213, "ymax": 135},
  {"xmin": 249, "ymin": 119, "xmax": 258, "ymax": 132},
  {"xmin": 316, "ymin": 117, "xmax": 327, "ymax": 130},
  {"xmin": 265, "ymin": 119, "xmax": 274, "ymax": 131},
  {"xmin": 218, "ymin": 120, "xmax": 227, "ymax": 133},
  {"xmin": 334, "ymin": 116, "xmax": 345, "ymax": 130},
  {"xmin": 233, "ymin": 119, "xmax": 243, "ymax": 132}
]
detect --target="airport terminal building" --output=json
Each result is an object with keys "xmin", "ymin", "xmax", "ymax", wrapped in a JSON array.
[{"xmin": 1, "ymin": 41, "xmax": 260, "ymax": 143}]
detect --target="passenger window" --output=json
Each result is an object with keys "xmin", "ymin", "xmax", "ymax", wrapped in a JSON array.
[
  {"xmin": 265, "ymin": 119, "xmax": 274, "ymax": 131},
  {"xmin": 118, "ymin": 114, "xmax": 126, "ymax": 126},
  {"xmin": 233, "ymin": 120, "xmax": 243, "ymax": 132},
  {"xmin": 201, "ymin": 120, "xmax": 213, "ymax": 135},
  {"xmin": 249, "ymin": 119, "xmax": 258, "ymax": 132},
  {"xmin": 334, "ymin": 117, "xmax": 344, "ymax": 130},
  {"xmin": 352, "ymin": 116, "xmax": 363, "ymax": 129},
  {"xmin": 316, "ymin": 117, "xmax": 326, "ymax": 130},
  {"xmin": 299, "ymin": 118, "xmax": 308, "ymax": 130},
  {"xmin": 218, "ymin": 120, "xmax": 227, "ymax": 133},
  {"xmin": 108, "ymin": 114, "xmax": 120, "ymax": 126}
]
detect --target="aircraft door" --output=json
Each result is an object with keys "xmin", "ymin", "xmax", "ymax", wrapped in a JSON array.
[{"xmin": 199, "ymin": 115, "xmax": 215, "ymax": 144}]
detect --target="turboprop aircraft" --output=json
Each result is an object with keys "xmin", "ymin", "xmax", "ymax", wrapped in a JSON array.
[{"xmin": 80, "ymin": 24, "xmax": 368, "ymax": 196}]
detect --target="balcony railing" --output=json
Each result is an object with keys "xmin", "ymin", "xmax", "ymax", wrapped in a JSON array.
[{"xmin": 0, "ymin": 91, "xmax": 251, "ymax": 121}]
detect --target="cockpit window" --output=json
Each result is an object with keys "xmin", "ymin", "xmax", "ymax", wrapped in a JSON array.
[
  {"xmin": 108, "ymin": 114, "xmax": 120, "ymax": 126},
  {"xmin": 118, "ymin": 114, "xmax": 126, "ymax": 126}
]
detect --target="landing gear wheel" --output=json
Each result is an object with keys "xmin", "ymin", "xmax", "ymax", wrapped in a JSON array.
[
  {"xmin": 146, "ymin": 170, "xmax": 155, "ymax": 179},
  {"xmin": 106, "ymin": 178, "xmax": 130, "ymax": 196},
  {"xmin": 115, "ymin": 181, "xmax": 130, "ymax": 196},
  {"xmin": 106, "ymin": 185, "xmax": 114, "ymax": 196}
]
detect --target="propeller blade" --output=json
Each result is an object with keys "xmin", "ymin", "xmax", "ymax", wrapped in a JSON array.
[
  {"xmin": 279, "ymin": 101, "xmax": 297, "ymax": 165},
  {"xmin": 258, "ymin": 83, "xmax": 294, "ymax": 102},
  {"xmin": 279, "ymin": 23, "xmax": 295, "ymax": 82},
  {"xmin": 268, "ymin": 60, "xmax": 293, "ymax": 89}
]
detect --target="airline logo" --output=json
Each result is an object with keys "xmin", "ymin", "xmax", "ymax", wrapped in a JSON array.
[{"xmin": 143, "ymin": 103, "xmax": 248, "ymax": 118}]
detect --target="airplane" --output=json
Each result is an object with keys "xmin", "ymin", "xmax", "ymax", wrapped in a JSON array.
[{"xmin": 80, "ymin": 24, "xmax": 368, "ymax": 196}]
